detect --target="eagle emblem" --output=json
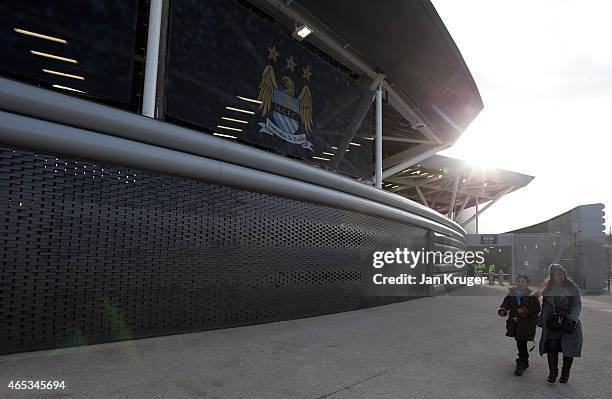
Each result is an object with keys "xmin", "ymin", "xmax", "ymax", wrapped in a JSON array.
[
  {"xmin": 258, "ymin": 65, "xmax": 313, "ymax": 134},
  {"xmin": 255, "ymin": 46, "xmax": 314, "ymax": 151}
]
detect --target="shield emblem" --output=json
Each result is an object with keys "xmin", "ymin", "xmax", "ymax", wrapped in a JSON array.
[{"xmin": 272, "ymin": 89, "xmax": 300, "ymax": 134}]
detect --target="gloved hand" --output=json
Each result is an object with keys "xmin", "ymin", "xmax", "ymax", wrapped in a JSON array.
[{"xmin": 497, "ymin": 308, "xmax": 508, "ymax": 317}]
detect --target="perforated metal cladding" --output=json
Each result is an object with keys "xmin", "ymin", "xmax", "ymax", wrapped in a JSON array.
[
  {"xmin": 0, "ymin": 147, "xmax": 429, "ymax": 354},
  {"xmin": 431, "ymin": 233, "xmax": 466, "ymax": 275}
]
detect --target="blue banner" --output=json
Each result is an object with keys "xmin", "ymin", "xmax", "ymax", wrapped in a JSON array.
[{"xmin": 166, "ymin": 0, "xmax": 373, "ymax": 179}]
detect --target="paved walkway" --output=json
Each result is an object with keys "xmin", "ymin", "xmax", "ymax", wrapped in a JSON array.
[{"xmin": 1, "ymin": 286, "xmax": 611, "ymax": 399}]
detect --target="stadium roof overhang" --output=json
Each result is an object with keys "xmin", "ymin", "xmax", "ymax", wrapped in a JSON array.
[
  {"xmin": 383, "ymin": 154, "xmax": 534, "ymax": 226},
  {"xmin": 249, "ymin": 0, "xmax": 484, "ymax": 179}
]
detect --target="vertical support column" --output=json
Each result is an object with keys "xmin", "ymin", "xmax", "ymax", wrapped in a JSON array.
[
  {"xmin": 511, "ymin": 234, "xmax": 517, "ymax": 284},
  {"xmin": 142, "ymin": 0, "xmax": 163, "ymax": 118},
  {"xmin": 448, "ymin": 175, "xmax": 460, "ymax": 219},
  {"xmin": 375, "ymin": 86, "xmax": 383, "ymax": 189},
  {"xmin": 475, "ymin": 196, "xmax": 479, "ymax": 234},
  {"xmin": 154, "ymin": 0, "xmax": 170, "ymax": 120},
  {"xmin": 426, "ymin": 230, "xmax": 435, "ymax": 297},
  {"xmin": 455, "ymin": 195, "xmax": 471, "ymax": 222}
]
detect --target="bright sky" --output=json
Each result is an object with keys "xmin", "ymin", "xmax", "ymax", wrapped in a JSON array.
[{"xmin": 432, "ymin": 0, "xmax": 612, "ymax": 234}]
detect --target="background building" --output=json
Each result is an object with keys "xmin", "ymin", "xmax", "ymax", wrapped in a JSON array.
[
  {"xmin": 467, "ymin": 204, "xmax": 609, "ymax": 293},
  {"xmin": 606, "ymin": 231, "xmax": 612, "ymax": 281}
]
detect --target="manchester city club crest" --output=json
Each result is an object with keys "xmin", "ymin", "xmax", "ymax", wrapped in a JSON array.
[{"xmin": 256, "ymin": 45, "xmax": 314, "ymax": 151}]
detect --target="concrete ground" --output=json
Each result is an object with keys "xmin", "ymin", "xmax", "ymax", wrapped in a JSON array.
[{"xmin": 1, "ymin": 286, "xmax": 611, "ymax": 399}]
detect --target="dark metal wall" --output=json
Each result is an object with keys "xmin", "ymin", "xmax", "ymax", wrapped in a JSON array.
[
  {"xmin": 468, "ymin": 233, "xmax": 577, "ymax": 285},
  {"xmin": 513, "ymin": 233, "xmax": 576, "ymax": 284},
  {"xmin": 0, "ymin": 146, "xmax": 430, "ymax": 354},
  {"xmin": 508, "ymin": 204, "xmax": 608, "ymax": 292}
]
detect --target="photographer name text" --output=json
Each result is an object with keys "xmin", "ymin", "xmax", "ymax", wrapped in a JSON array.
[{"xmin": 373, "ymin": 273, "xmax": 488, "ymax": 286}]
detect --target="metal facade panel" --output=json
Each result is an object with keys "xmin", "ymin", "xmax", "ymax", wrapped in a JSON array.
[{"xmin": 0, "ymin": 147, "xmax": 429, "ymax": 354}]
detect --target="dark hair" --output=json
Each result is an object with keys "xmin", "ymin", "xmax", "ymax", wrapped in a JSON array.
[{"xmin": 516, "ymin": 274, "xmax": 530, "ymax": 284}]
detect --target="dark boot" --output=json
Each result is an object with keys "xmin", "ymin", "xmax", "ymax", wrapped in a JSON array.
[
  {"xmin": 514, "ymin": 358, "xmax": 529, "ymax": 376},
  {"xmin": 515, "ymin": 339, "xmax": 529, "ymax": 376},
  {"xmin": 547, "ymin": 352, "xmax": 559, "ymax": 383},
  {"xmin": 560, "ymin": 357, "xmax": 573, "ymax": 383}
]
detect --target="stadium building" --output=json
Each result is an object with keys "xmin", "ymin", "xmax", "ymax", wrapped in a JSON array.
[{"xmin": 0, "ymin": 0, "xmax": 606, "ymax": 355}]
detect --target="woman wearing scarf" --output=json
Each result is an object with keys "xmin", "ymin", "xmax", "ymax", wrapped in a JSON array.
[
  {"xmin": 497, "ymin": 274, "xmax": 540, "ymax": 376},
  {"xmin": 538, "ymin": 263, "xmax": 583, "ymax": 383}
]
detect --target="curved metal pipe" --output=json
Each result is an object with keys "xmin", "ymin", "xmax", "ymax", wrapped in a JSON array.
[
  {"xmin": 0, "ymin": 110, "xmax": 464, "ymax": 240},
  {"xmin": 0, "ymin": 78, "xmax": 465, "ymax": 239}
]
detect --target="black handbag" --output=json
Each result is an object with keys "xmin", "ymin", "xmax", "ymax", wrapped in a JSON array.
[
  {"xmin": 505, "ymin": 317, "xmax": 516, "ymax": 337},
  {"xmin": 547, "ymin": 298, "xmax": 575, "ymax": 333},
  {"xmin": 505, "ymin": 316, "xmax": 536, "ymax": 351}
]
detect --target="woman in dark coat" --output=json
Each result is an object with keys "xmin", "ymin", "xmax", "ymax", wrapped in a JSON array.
[
  {"xmin": 498, "ymin": 274, "xmax": 541, "ymax": 376},
  {"xmin": 538, "ymin": 264, "xmax": 583, "ymax": 383}
]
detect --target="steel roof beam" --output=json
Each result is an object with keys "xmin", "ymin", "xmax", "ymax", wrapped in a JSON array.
[
  {"xmin": 415, "ymin": 186, "xmax": 429, "ymax": 207},
  {"xmin": 448, "ymin": 174, "xmax": 460, "ymax": 218},
  {"xmin": 381, "ymin": 143, "xmax": 447, "ymax": 180},
  {"xmin": 460, "ymin": 186, "xmax": 516, "ymax": 227}
]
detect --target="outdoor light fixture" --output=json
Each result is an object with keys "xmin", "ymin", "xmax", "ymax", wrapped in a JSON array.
[
  {"xmin": 14, "ymin": 28, "xmax": 67, "ymax": 43},
  {"xmin": 236, "ymin": 95, "xmax": 261, "ymax": 104},
  {"xmin": 31, "ymin": 50, "xmax": 77, "ymax": 64},
  {"xmin": 217, "ymin": 125, "xmax": 242, "ymax": 132},
  {"xmin": 293, "ymin": 24, "xmax": 313, "ymax": 41},
  {"xmin": 52, "ymin": 84, "xmax": 85, "ymax": 94},
  {"xmin": 213, "ymin": 132, "xmax": 237, "ymax": 139},
  {"xmin": 221, "ymin": 116, "xmax": 248, "ymax": 124},
  {"xmin": 225, "ymin": 106, "xmax": 254, "ymax": 115},
  {"xmin": 42, "ymin": 69, "xmax": 84, "ymax": 80}
]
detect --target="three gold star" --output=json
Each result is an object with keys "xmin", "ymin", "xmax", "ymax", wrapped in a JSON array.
[
  {"xmin": 267, "ymin": 45, "xmax": 312, "ymax": 81},
  {"xmin": 267, "ymin": 45, "xmax": 279, "ymax": 62}
]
